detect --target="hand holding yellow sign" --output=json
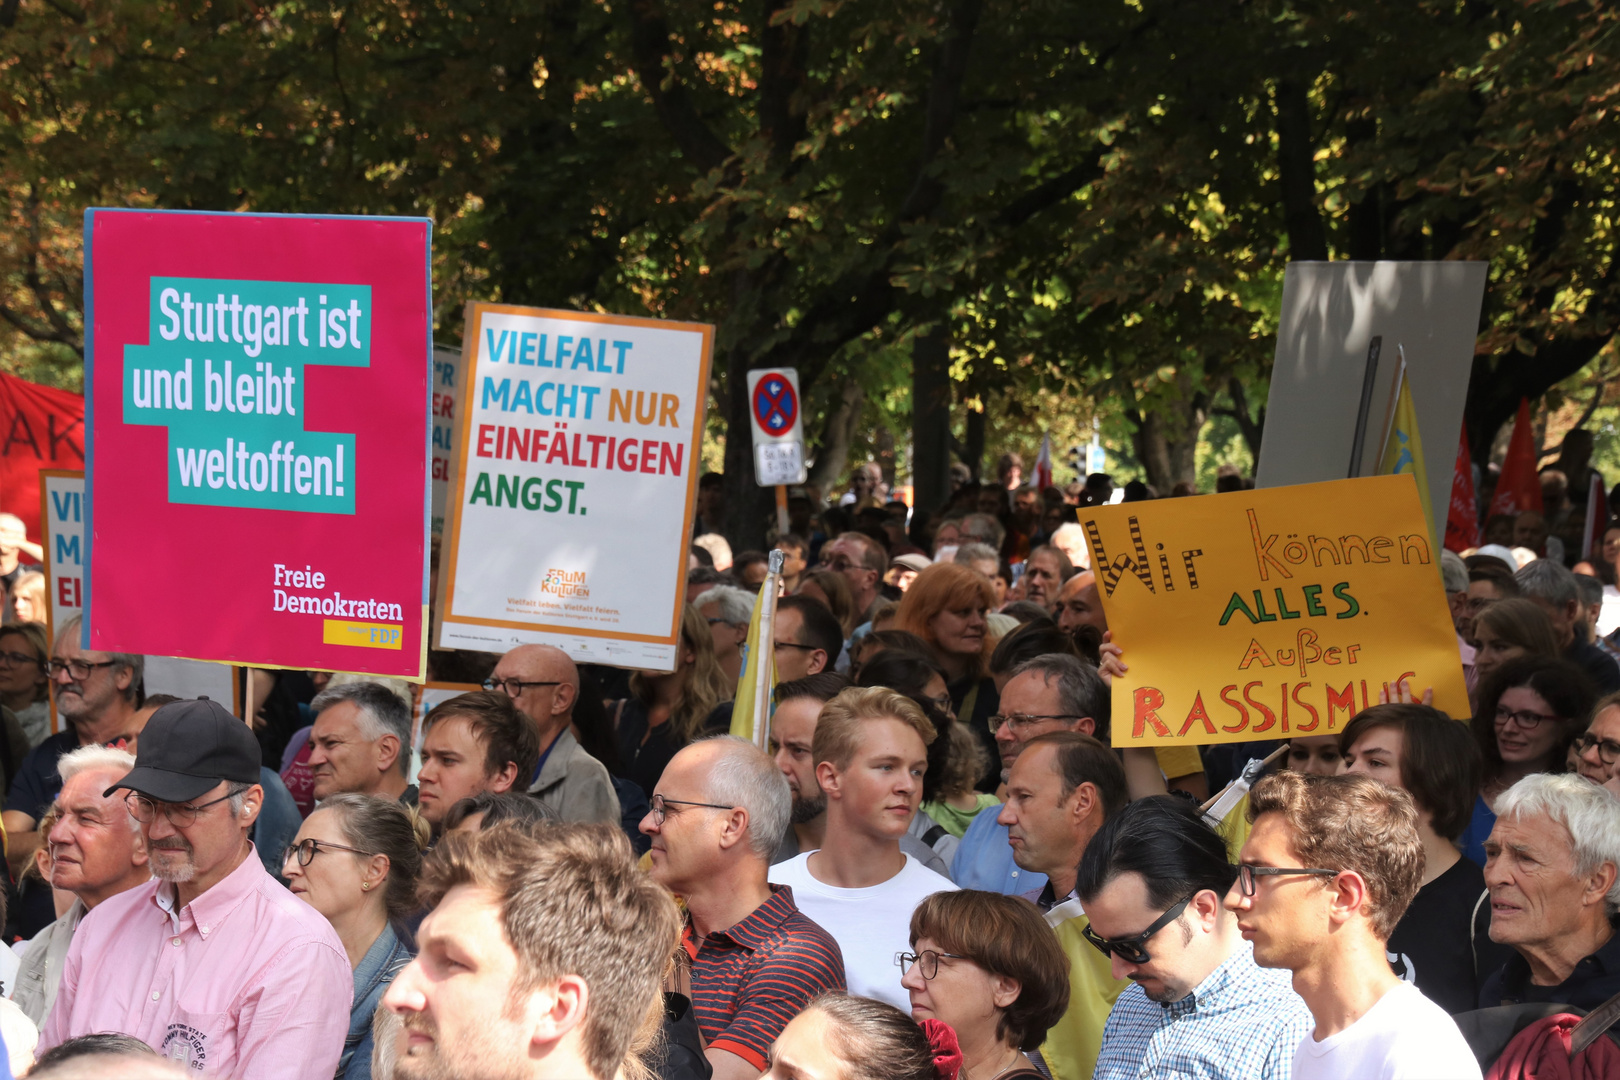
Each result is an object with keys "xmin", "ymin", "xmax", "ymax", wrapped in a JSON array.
[{"xmin": 1083, "ymin": 474, "xmax": 1468, "ymax": 748}]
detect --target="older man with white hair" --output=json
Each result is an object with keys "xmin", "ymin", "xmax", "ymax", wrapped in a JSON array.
[
  {"xmin": 1481, "ymin": 773, "xmax": 1620, "ymax": 1009},
  {"xmin": 697, "ymin": 585, "xmax": 754, "ymax": 683},
  {"xmin": 641, "ymin": 736, "xmax": 845, "ymax": 1080},
  {"xmin": 13, "ymin": 746, "xmax": 152, "ymax": 1026}
]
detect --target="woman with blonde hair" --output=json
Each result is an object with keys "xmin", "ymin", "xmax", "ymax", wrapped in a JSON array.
[
  {"xmin": 282, "ymin": 793, "xmax": 428, "ymax": 1080},
  {"xmin": 897, "ymin": 563, "xmax": 999, "ymax": 770},
  {"xmin": 611, "ymin": 603, "xmax": 733, "ymax": 795}
]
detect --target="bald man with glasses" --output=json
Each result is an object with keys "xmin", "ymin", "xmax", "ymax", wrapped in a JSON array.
[{"xmin": 487, "ymin": 644, "xmax": 620, "ymax": 825}]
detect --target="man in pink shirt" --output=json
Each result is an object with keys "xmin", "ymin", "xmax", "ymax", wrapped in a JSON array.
[{"xmin": 40, "ymin": 697, "xmax": 351, "ymax": 1078}]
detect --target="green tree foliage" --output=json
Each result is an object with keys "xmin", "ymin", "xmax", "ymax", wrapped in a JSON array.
[{"xmin": 1, "ymin": 0, "xmax": 1615, "ymax": 541}]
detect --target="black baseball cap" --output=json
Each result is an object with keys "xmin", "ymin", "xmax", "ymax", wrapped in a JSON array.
[{"xmin": 104, "ymin": 697, "xmax": 262, "ymax": 803}]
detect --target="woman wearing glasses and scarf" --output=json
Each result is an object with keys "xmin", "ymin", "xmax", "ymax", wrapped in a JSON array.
[
  {"xmin": 899, "ymin": 890, "xmax": 1068, "ymax": 1080},
  {"xmin": 282, "ymin": 793, "xmax": 428, "ymax": 1080}
]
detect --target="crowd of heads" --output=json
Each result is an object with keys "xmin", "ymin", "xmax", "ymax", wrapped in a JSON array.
[{"xmin": 7, "ymin": 456, "xmax": 1620, "ymax": 1080}]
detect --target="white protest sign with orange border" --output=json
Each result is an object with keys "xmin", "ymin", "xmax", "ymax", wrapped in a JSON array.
[{"xmin": 436, "ymin": 303, "xmax": 712, "ymax": 670}]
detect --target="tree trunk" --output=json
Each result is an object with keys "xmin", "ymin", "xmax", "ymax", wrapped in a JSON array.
[
  {"xmin": 1275, "ymin": 78, "xmax": 1329, "ymax": 262},
  {"xmin": 962, "ymin": 405, "xmax": 985, "ymax": 482},
  {"xmin": 1127, "ymin": 375, "xmax": 1208, "ymax": 492},
  {"xmin": 912, "ymin": 323, "xmax": 953, "ymax": 513},
  {"xmin": 807, "ymin": 378, "xmax": 864, "ymax": 500}
]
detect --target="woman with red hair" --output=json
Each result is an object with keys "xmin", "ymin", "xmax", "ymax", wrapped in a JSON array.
[{"xmin": 896, "ymin": 563, "xmax": 1000, "ymax": 789}]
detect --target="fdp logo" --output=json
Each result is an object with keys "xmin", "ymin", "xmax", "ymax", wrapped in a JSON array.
[{"xmin": 540, "ymin": 569, "xmax": 590, "ymax": 598}]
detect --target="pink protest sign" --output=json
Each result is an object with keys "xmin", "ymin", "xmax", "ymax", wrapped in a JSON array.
[{"xmin": 84, "ymin": 209, "xmax": 431, "ymax": 677}]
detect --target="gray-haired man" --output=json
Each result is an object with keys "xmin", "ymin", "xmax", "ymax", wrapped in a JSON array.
[
  {"xmin": 642, "ymin": 736, "xmax": 845, "ymax": 1080},
  {"xmin": 1516, "ymin": 559, "xmax": 1620, "ymax": 692},
  {"xmin": 14, "ymin": 745, "xmax": 152, "ymax": 1025},
  {"xmin": 3, "ymin": 615, "xmax": 143, "ymax": 879},
  {"xmin": 951, "ymin": 653, "xmax": 1108, "ymax": 895},
  {"xmin": 306, "ymin": 681, "xmax": 415, "ymax": 802}
]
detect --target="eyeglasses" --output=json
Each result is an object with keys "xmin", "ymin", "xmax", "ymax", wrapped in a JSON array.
[
  {"xmin": 648, "ymin": 794, "xmax": 736, "ymax": 826},
  {"xmin": 894, "ymin": 949, "xmax": 966, "ymax": 980},
  {"xmin": 820, "ymin": 556, "xmax": 863, "ymax": 573},
  {"xmin": 125, "ymin": 791, "xmax": 236, "ymax": 828},
  {"xmin": 283, "ymin": 838, "xmax": 375, "ymax": 867},
  {"xmin": 1465, "ymin": 596, "xmax": 1499, "ymax": 612},
  {"xmin": 1235, "ymin": 864, "xmax": 1339, "ymax": 896},
  {"xmin": 482, "ymin": 676, "xmax": 562, "ymax": 697},
  {"xmin": 1577, "ymin": 732, "xmax": 1620, "ymax": 765},
  {"xmin": 0, "ymin": 650, "xmax": 42, "ymax": 669},
  {"xmin": 1080, "ymin": 895, "xmax": 1194, "ymax": 965},
  {"xmin": 773, "ymin": 640, "xmax": 818, "ymax": 652},
  {"xmin": 922, "ymin": 692, "xmax": 953, "ymax": 714},
  {"xmin": 47, "ymin": 658, "xmax": 116, "ymax": 680},
  {"xmin": 987, "ymin": 713, "xmax": 1085, "ymax": 736},
  {"xmin": 1495, "ymin": 706, "xmax": 1562, "ymax": 730}
]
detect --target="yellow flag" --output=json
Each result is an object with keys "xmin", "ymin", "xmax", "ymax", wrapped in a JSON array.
[
  {"xmin": 729, "ymin": 554, "xmax": 781, "ymax": 747},
  {"xmin": 1379, "ymin": 365, "xmax": 1433, "ymax": 536}
]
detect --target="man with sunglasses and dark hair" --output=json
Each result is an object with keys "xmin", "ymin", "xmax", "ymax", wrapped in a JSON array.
[
  {"xmin": 1224, "ymin": 772, "xmax": 1480, "ymax": 1080},
  {"xmin": 4, "ymin": 615, "xmax": 142, "ymax": 881},
  {"xmin": 1082, "ymin": 797, "xmax": 1311, "ymax": 1080},
  {"xmin": 40, "ymin": 698, "xmax": 351, "ymax": 1079}
]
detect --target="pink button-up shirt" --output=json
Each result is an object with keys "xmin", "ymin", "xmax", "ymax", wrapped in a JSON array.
[{"xmin": 41, "ymin": 846, "xmax": 351, "ymax": 1078}]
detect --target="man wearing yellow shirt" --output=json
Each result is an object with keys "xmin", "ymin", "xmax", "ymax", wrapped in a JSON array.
[{"xmin": 997, "ymin": 730, "xmax": 1131, "ymax": 1080}]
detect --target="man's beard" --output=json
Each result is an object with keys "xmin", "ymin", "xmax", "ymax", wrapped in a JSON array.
[
  {"xmin": 393, "ymin": 1012, "xmax": 528, "ymax": 1080},
  {"xmin": 148, "ymin": 838, "xmax": 196, "ymax": 883},
  {"xmin": 790, "ymin": 792, "xmax": 826, "ymax": 825}
]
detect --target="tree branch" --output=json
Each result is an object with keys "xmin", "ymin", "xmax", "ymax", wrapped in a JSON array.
[
  {"xmin": 626, "ymin": 0, "xmax": 734, "ymax": 176},
  {"xmin": 898, "ymin": 0, "xmax": 984, "ymax": 221}
]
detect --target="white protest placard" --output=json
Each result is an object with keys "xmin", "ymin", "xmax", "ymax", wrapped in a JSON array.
[
  {"xmin": 41, "ymin": 470, "xmax": 84, "ymax": 642},
  {"xmin": 437, "ymin": 304, "xmax": 712, "ymax": 669},
  {"xmin": 746, "ymin": 368, "xmax": 807, "ymax": 486},
  {"xmin": 1254, "ymin": 261, "xmax": 1487, "ymax": 538},
  {"xmin": 431, "ymin": 345, "xmax": 462, "ymax": 538}
]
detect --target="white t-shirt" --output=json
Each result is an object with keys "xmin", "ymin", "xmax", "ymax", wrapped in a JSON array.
[
  {"xmin": 1291, "ymin": 981, "xmax": 1482, "ymax": 1080},
  {"xmin": 768, "ymin": 851, "xmax": 958, "ymax": 1009}
]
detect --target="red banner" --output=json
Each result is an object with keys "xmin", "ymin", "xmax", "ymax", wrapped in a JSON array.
[
  {"xmin": 1445, "ymin": 424, "xmax": 1480, "ymax": 552},
  {"xmin": 1488, "ymin": 398, "xmax": 1544, "ymax": 519},
  {"xmin": 0, "ymin": 372, "xmax": 86, "ymax": 543}
]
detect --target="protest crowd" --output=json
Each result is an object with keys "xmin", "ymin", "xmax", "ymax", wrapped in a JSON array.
[{"xmin": 0, "ymin": 447, "xmax": 1617, "ymax": 1080}]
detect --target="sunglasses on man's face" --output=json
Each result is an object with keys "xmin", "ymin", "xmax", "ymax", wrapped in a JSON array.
[{"xmin": 1079, "ymin": 895, "xmax": 1194, "ymax": 965}]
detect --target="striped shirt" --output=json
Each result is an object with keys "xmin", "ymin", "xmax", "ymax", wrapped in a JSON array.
[{"xmin": 683, "ymin": 884, "xmax": 846, "ymax": 1070}]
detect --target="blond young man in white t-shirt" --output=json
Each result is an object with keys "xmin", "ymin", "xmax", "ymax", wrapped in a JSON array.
[
  {"xmin": 768, "ymin": 686, "xmax": 957, "ymax": 1009},
  {"xmin": 1225, "ymin": 771, "xmax": 1481, "ymax": 1080}
]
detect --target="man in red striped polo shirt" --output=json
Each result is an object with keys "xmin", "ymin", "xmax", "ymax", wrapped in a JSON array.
[{"xmin": 642, "ymin": 736, "xmax": 846, "ymax": 1080}]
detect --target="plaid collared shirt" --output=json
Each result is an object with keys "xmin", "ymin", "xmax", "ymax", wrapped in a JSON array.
[{"xmin": 1092, "ymin": 940, "xmax": 1313, "ymax": 1080}]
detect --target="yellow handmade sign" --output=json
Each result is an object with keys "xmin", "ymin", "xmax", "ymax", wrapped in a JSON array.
[{"xmin": 1083, "ymin": 474, "xmax": 1468, "ymax": 749}]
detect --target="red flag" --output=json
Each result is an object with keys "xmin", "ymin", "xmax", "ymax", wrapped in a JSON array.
[
  {"xmin": 1033, "ymin": 432, "xmax": 1053, "ymax": 491},
  {"xmin": 1445, "ymin": 424, "xmax": 1480, "ymax": 552},
  {"xmin": 1582, "ymin": 472, "xmax": 1607, "ymax": 562},
  {"xmin": 1488, "ymin": 399, "xmax": 1544, "ymax": 519},
  {"xmin": 0, "ymin": 372, "xmax": 85, "ymax": 544}
]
